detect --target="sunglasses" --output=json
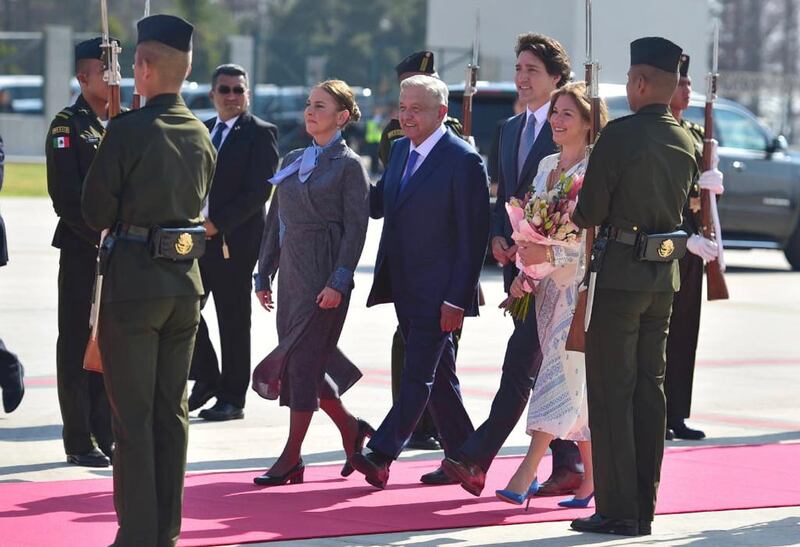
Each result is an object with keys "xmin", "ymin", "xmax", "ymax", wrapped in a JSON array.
[{"xmin": 216, "ymin": 85, "xmax": 246, "ymax": 95}]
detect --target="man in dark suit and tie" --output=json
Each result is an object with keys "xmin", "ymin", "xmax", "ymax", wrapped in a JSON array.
[
  {"xmin": 350, "ymin": 74, "xmax": 489, "ymax": 489},
  {"xmin": 440, "ymin": 33, "xmax": 584, "ymax": 497},
  {"xmin": 0, "ymin": 133, "xmax": 25, "ymax": 414},
  {"xmin": 188, "ymin": 64, "xmax": 279, "ymax": 421}
]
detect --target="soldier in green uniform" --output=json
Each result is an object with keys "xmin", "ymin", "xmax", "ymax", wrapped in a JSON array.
[
  {"xmin": 570, "ymin": 37, "xmax": 698, "ymax": 537},
  {"xmin": 81, "ymin": 14, "xmax": 216, "ymax": 547},
  {"xmin": 46, "ymin": 37, "xmax": 117, "ymax": 468},
  {"xmin": 665, "ymin": 53, "xmax": 722, "ymax": 441}
]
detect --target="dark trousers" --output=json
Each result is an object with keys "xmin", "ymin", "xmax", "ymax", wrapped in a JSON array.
[
  {"xmin": 56, "ymin": 247, "xmax": 112, "ymax": 455},
  {"xmin": 390, "ymin": 325, "xmax": 462, "ymax": 439},
  {"xmin": 665, "ymin": 253, "xmax": 703, "ymax": 424},
  {"xmin": 189, "ymin": 250, "xmax": 255, "ymax": 408},
  {"xmin": 0, "ymin": 337, "xmax": 23, "ymax": 391},
  {"xmin": 586, "ymin": 288, "xmax": 673, "ymax": 523},
  {"xmin": 369, "ymin": 313, "xmax": 474, "ymax": 459},
  {"xmin": 459, "ymin": 309, "xmax": 542, "ymax": 472},
  {"xmin": 100, "ymin": 296, "xmax": 200, "ymax": 547}
]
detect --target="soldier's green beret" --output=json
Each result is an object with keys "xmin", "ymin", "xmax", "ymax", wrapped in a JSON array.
[
  {"xmin": 395, "ymin": 51, "xmax": 435, "ymax": 78},
  {"xmin": 75, "ymin": 36, "xmax": 119, "ymax": 62},
  {"xmin": 137, "ymin": 14, "xmax": 193, "ymax": 52},
  {"xmin": 679, "ymin": 54, "xmax": 690, "ymax": 77},
  {"xmin": 630, "ymin": 37, "xmax": 683, "ymax": 73}
]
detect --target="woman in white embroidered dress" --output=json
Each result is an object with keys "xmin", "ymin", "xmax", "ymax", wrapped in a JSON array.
[{"xmin": 497, "ymin": 82, "xmax": 608, "ymax": 509}]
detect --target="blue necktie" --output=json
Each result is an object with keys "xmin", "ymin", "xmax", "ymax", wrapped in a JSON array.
[
  {"xmin": 517, "ymin": 114, "xmax": 536, "ymax": 178},
  {"xmin": 398, "ymin": 150, "xmax": 420, "ymax": 197},
  {"xmin": 211, "ymin": 122, "xmax": 226, "ymax": 150}
]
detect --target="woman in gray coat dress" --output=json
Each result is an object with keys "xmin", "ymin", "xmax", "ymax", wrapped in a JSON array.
[{"xmin": 252, "ymin": 80, "xmax": 373, "ymax": 486}]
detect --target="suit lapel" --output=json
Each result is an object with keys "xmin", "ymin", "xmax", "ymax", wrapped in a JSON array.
[
  {"xmin": 385, "ymin": 139, "xmax": 410, "ymax": 214},
  {"xmin": 218, "ymin": 112, "xmax": 249, "ymax": 154},
  {"xmin": 501, "ymin": 113, "xmax": 524, "ymax": 198},
  {"xmin": 516, "ymin": 121, "xmax": 553, "ymax": 195},
  {"xmin": 394, "ymin": 132, "xmax": 451, "ymax": 211}
]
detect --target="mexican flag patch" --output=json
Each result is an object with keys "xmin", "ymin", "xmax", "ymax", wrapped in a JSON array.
[{"xmin": 53, "ymin": 136, "xmax": 70, "ymax": 149}]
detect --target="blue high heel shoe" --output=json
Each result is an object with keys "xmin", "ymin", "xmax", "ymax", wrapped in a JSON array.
[
  {"xmin": 495, "ymin": 479, "xmax": 539, "ymax": 511},
  {"xmin": 558, "ymin": 492, "xmax": 594, "ymax": 508}
]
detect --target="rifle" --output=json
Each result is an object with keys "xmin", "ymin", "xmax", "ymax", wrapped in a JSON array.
[
  {"xmin": 462, "ymin": 10, "xmax": 480, "ymax": 138},
  {"xmin": 84, "ymin": 0, "xmax": 123, "ymax": 373},
  {"xmin": 701, "ymin": 23, "xmax": 730, "ymax": 300},
  {"xmin": 131, "ymin": 0, "xmax": 150, "ymax": 109},
  {"xmin": 565, "ymin": 0, "xmax": 600, "ymax": 352}
]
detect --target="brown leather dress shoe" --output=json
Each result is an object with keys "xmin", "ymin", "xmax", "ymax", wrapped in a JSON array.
[
  {"xmin": 420, "ymin": 466, "xmax": 458, "ymax": 485},
  {"xmin": 441, "ymin": 457, "xmax": 485, "ymax": 496},
  {"xmin": 349, "ymin": 451, "xmax": 391, "ymax": 489},
  {"xmin": 535, "ymin": 467, "xmax": 583, "ymax": 496}
]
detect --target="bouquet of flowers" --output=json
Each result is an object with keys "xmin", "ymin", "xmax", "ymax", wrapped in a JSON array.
[{"xmin": 502, "ymin": 172, "xmax": 584, "ymax": 320}]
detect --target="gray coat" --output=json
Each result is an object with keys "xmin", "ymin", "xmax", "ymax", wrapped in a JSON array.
[{"xmin": 252, "ymin": 138, "xmax": 370, "ymax": 410}]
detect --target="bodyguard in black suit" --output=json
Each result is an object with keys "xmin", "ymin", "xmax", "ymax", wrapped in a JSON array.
[
  {"xmin": 189, "ymin": 64, "xmax": 279, "ymax": 421},
  {"xmin": 45, "ymin": 38, "xmax": 115, "ymax": 467},
  {"xmin": 0, "ymin": 133, "xmax": 25, "ymax": 414},
  {"xmin": 441, "ymin": 33, "xmax": 582, "ymax": 497}
]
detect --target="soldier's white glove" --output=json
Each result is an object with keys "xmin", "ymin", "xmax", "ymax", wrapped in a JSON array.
[
  {"xmin": 707, "ymin": 138, "xmax": 719, "ymax": 169},
  {"xmin": 687, "ymin": 234, "xmax": 719, "ymax": 261},
  {"xmin": 698, "ymin": 168, "xmax": 724, "ymax": 195}
]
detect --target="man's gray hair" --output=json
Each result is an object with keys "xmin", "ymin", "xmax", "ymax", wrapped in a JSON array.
[{"xmin": 400, "ymin": 74, "xmax": 449, "ymax": 107}]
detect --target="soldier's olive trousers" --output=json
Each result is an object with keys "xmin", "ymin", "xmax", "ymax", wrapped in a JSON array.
[
  {"xmin": 57, "ymin": 247, "xmax": 113, "ymax": 455},
  {"xmin": 99, "ymin": 295, "xmax": 201, "ymax": 547},
  {"xmin": 585, "ymin": 288, "xmax": 673, "ymax": 523}
]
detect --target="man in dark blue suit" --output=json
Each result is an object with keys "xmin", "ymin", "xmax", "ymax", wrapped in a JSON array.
[
  {"xmin": 0, "ymin": 133, "xmax": 25, "ymax": 414},
  {"xmin": 350, "ymin": 75, "xmax": 489, "ymax": 489},
  {"xmin": 440, "ymin": 33, "xmax": 584, "ymax": 497}
]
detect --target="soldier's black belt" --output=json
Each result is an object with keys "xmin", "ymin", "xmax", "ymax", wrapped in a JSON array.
[
  {"xmin": 607, "ymin": 226, "xmax": 688, "ymax": 262},
  {"xmin": 114, "ymin": 222, "xmax": 206, "ymax": 261}
]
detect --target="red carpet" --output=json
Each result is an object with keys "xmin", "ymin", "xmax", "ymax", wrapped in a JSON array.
[{"xmin": 1, "ymin": 443, "xmax": 798, "ymax": 546}]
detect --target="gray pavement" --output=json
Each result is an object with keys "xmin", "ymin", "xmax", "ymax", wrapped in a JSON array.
[{"xmin": 0, "ymin": 197, "xmax": 799, "ymax": 546}]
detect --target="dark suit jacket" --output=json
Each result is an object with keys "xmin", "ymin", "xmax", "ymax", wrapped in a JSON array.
[
  {"xmin": 367, "ymin": 131, "xmax": 489, "ymax": 318},
  {"xmin": 0, "ymin": 134, "xmax": 6, "ymax": 266},
  {"xmin": 203, "ymin": 111, "xmax": 279, "ymax": 264},
  {"xmin": 490, "ymin": 111, "xmax": 557, "ymax": 290}
]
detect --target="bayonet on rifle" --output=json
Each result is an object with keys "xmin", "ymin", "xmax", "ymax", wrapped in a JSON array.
[{"xmin": 462, "ymin": 10, "xmax": 480, "ymax": 138}]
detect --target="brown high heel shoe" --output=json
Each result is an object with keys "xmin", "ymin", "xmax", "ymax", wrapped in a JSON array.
[
  {"xmin": 253, "ymin": 458, "xmax": 305, "ymax": 486},
  {"xmin": 341, "ymin": 418, "xmax": 375, "ymax": 477}
]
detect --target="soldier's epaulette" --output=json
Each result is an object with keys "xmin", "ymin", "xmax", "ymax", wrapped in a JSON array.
[
  {"xmin": 54, "ymin": 107, "xmax": 75, "ymax": 121},
  {"xmin": 386, "ymin": 129, "xmax": 405, "ymax": 140}
]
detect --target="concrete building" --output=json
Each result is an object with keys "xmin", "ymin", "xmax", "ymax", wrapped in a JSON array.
[{"xmin": 427, "ymin": 0, "xmax": 712, "ymax": 87}]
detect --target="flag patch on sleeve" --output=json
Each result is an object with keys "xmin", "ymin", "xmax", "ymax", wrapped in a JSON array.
[{"xmin": 53, "ymin": 136, "xmax": 70, "ymax": 149}]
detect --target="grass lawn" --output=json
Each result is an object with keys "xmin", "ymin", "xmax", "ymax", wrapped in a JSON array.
[{"xmin": 1, "ymin": 163, "xmax": 48, "ymax": 197}]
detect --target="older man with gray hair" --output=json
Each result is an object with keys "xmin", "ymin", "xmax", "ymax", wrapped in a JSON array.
[{"xmin": 350, "ymin": 74, "xmax": 490, "ymax": 490}]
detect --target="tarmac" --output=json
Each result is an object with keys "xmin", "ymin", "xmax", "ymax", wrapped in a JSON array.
[{"xmin": 0, "ymin": 197, "xmax": 798, "ymax": 546}]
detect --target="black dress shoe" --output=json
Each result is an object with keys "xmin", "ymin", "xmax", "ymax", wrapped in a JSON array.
[
  {"xmin": 253, "ymin": 458, "xmax": 304, "ymax": 486},
  {"xmin": 420, "ymin": 467, "xmax": 458, "ymax": 485},
  {"xmin": 98, "ymin": 443, "xmax": 115, "ymax": 463},
  {"xmin": 1, "ymin": 362, "xmax": 24, "ymax": 414},
  {"xmin": 441, "ymin": 457, "xmax": 485, "ymax": 496},
  {"xmin": 349, "ymin": 450, "xmax": 391, "ymax": 489},
  {"xmin": 570, "ymin": 513, "xmax": 639, "ymax": 536},
  {"xmin": 341, "ymin": 418, "xmax": 376, "ymax": 477},
  {"xmin": 670, "ymin": 421, "xmax": 706, "ymax": 440},
  {"xmin": 665, "ymin": 428, "xmax": 675, "ymax": 440},
  {"xmin": 199, "ymin": 401, "xmax": 244, "ymax": 421},
  {"xmin": 407, "ymin": 433, "xmax": 441, "ymax": 451},
  {"xmin": 67, "ymin": 447, "xmax": 111, "ymax": 468},
  {"xmin": 188, "ymin": 381, "xmax": 217, "ymax": 412},
  {"xmin": 535, "ymin": 467, "xmax": 584, "ymax": 496}
]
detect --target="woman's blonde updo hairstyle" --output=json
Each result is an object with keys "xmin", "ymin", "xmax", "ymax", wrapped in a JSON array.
[{"xmin": 316, "ymin": 79, "xmax": 361, "ymax": 128}]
